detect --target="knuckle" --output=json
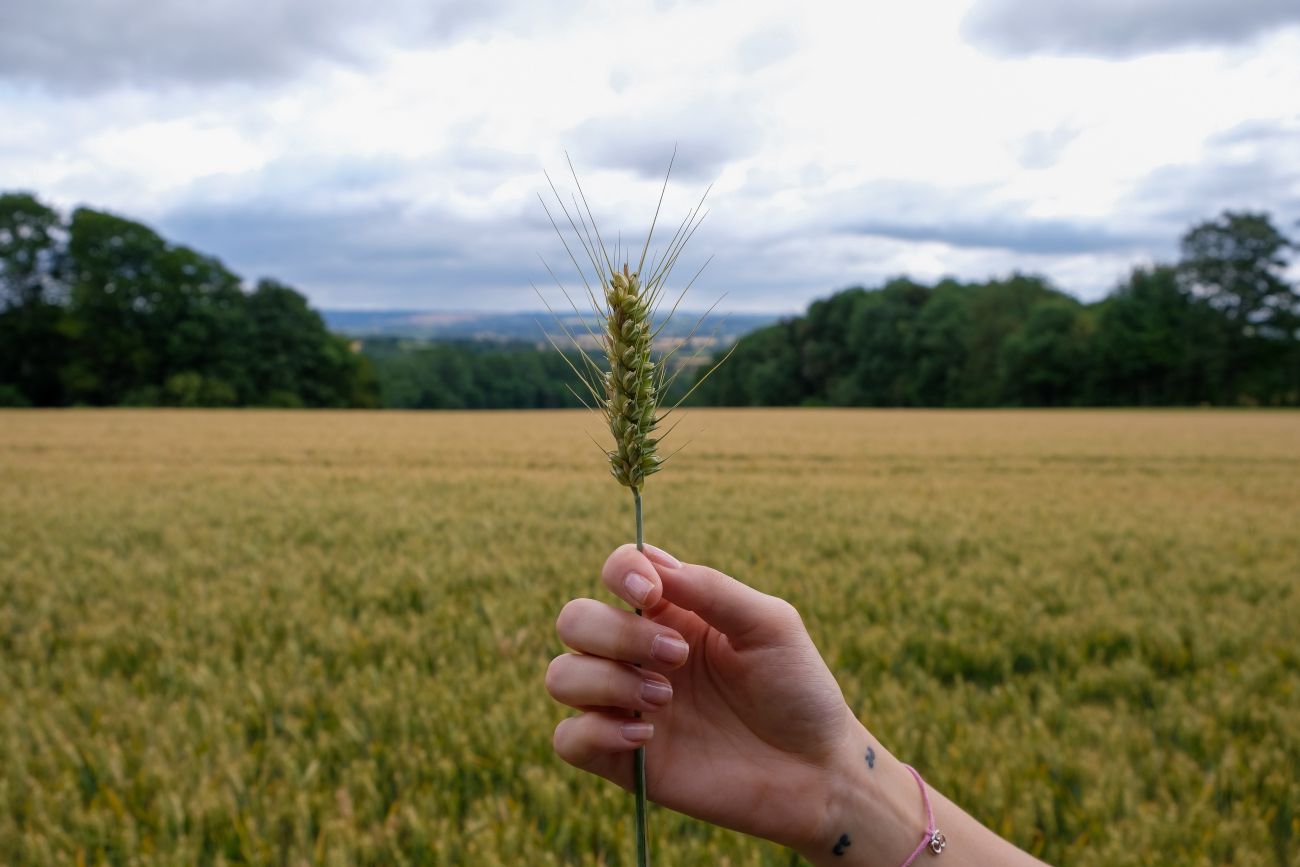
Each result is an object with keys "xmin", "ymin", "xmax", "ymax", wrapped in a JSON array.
[
  {"xmin": 700, "ymin": 565, "xmax": 729, "ymax": 588},
  {"xmin": 620, "ymin": 616, "xmax": 649, "ymax": 657},
  {"xmin": 768, "ymin": 597, "xmax": 803, "ymax": 627},
  {"xmin": 603, "ymin": 665, "xmax": 624, "ymax": 703},
  {"xmin": 703, "ymin": 566, "xmax": 743, "ymax": 600}
]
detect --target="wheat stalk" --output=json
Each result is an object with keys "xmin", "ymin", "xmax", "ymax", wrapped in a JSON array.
[{"xmin": 535, "ymin": 152, "xmax": 733, "ymax": 867}]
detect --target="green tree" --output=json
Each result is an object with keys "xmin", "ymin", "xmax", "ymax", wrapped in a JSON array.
[
  {"xmin": 798, "ymin": 288, "xmax": 867, "ymax": 404},
  {"xmin": 687, "ymin": 322, "xmax": 803, "ymax": 406},
  {"xmin": 62, "ymin": 208, "xmax": 170, "ymax": 403},
  {"xmin": 840, "ymin": 278, "xmax": 930, "ymax": 405},
  {"xmin": 954, "ymin": 274, "xmax": 1062, "ymax": 406},
  {"xmin": 999, "ymin": 298, "xmax": 1090, "ymax": 406},
  {"xmin": 364, "ymin": 339, "xmax": 585, "ymax": 410},
  {"xmin": 151, "ymin": 245, "xmax": 249, "ymax": 405},
  {"xmin": 909, "ymin": 280, "xmax": 973, "ymax": 406},
  {"xmin": 1178, "ymin": 212, "xmax": 1298, "ymax": 403},
  {"xmin": 247, "ymin": 279, "xmax": 373, "ymax": 407},
  {"xmin": 1, "ymin": 191, "xmax": 381, "ymax": 408},
  {"xmin": 1089, "ymin": 267, "xmax": 1213, "ymax": 405},
  {"xmin": 0, "ymin": 193, "xmax": 69, "ymax": 404},
  {"xmin": 1179, "ymin": 211, "xmax": 1297, "ymax": 332}
]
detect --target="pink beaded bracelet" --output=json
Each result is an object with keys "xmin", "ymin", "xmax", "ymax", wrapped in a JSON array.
[{"xmin": 897, "ymin": 764, "xmax": 946, "ymax": 866}]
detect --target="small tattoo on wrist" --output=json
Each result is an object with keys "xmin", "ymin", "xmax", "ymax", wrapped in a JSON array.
[
  {"xmin": 832, "ymin": 833, "xmax": 851, "ymax": 856},
  {"xmin": 865, "ymin": 747, "xmax": 875, "ymax": 769}
]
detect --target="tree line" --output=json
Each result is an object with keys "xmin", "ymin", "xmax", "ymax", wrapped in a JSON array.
[
  {"xmin": 3, "ymin": 192, "xmax": 1296, "ymax": 410},
  {"xmin": 363, "ymin": 338, "xmax": 586, "ymax": 409},
  {"xmin": 363, "ymin": 337, "xmax": 708, "ymax": 410},
  {"xmin": 689, "ymin": 211, "xmax": 1299, "ymax": 407},
  {"xmin": 0, "ymin": 192, "xmax": 375, "ymax": 408}
]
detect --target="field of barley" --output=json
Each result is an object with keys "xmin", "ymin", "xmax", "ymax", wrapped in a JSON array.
[{"xmin": 1, "ymin": 409, "xmax": 1298, "ymax": 866}]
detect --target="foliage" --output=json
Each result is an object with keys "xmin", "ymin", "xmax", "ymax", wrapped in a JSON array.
[
  {"xmin": 692, "ymin": 212, "xmax": 1299, "ymax": 408},
  {"xmin": 0, "ymin": 193, "xmax": 374, "ymax": 408},
  {"xmin": 5, "ymin": 190, "xmax": 1297, "ymax": 411},
  {"xmin": 999, "ymin": 298, "xmax": 1091, "ymax": 407},
  {"xmin": 1178, "ymin": 210, "xmax": 1297, "ymax": 332},
  {"xmin": 359, "ymin": 338, "xmax": 701, "ymax": 412},
  {"xmin": 0, "ymin": 409, "xmax": 1297, "ymax": 865},
  {"xmin": 1088, "ymin": 267, "xmax": 1220, "ymax": 405},
  {"xmin": 0, "ymin": 192, "xmax": 69, "ymax": 406},
  {"xmin": 363, "ymin": 339, "xmax": 588, "ymax": 410}
]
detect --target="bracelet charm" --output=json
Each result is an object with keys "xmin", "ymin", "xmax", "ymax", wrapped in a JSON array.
[{"xmin": 896, "ymin": 765, "xmax": 945, "ymax": 866}]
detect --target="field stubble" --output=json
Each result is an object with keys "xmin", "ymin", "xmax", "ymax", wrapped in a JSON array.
[{"xmin": 0, "ymin": 409, "xmax": 1297, "ymax": 866}]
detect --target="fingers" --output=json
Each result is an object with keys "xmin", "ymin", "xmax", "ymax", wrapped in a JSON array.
[
  {"xmin": 556, "ymin": 598, "xmax": 690, "ymax": 672},
  {"xmin": 553, "ymin": 712, "xmax": 651, "ymax": 785},
  {"xmin": 546, "ymin": 653, "xmax": 674, "ymax": 713},
  {"xmin": 599, "ymin": 544, "xmax": 666, "ymax": 610},
  {"xmin": 602, "ymin": 543, "xmax": 800, "ymax": 648}
]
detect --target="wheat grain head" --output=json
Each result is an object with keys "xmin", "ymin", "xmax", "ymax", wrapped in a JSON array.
[
  {"xmin": 604, "ymin": 263, "xmax": 660, "ymax": 489},
  {"xmin": 535, "ymin": 153, "xmax": 732, "ymax": 494}
]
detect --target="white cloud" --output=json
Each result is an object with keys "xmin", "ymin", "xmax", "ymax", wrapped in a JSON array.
[
  {"xmin": 85, "ymin": 120, "xmax": 267, "ymax": 195},
  {"xmin": 0, "ymin": 0, "xmax": 1297, "ymax": 311}
]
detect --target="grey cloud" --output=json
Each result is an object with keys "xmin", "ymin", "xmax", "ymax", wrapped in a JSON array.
[
  {"xmin": 1, "ymin": 0, "xmax": 361, "ymax": 92},
  {"xmin": 811, "ymin": 124, "xmax": 1300, "ymax": 297},
  {"xmin": 825, "ymin": 124, "xmax": 1299, "ymax": 288},
  {"xmin": 822, "ymin": 179, "xmax": 1157, "ymax": 255},
  {"xmin": 152, "ymin": 158, "xmax": 788, "ymax": 312},
  {"xmin": 0, "ymin": 0, "xmax": 561, "ymax": 94},
  {"xmin": 1127, "ymin": 154, "xmax": 1300, "ymax": 230},
  {"xmin": 148, "ymin": 138, "xmax": 1298, "ymax": 313},
  {"xmin": 159, "ymin": 204, "xmax": 783, "ymax": 314},
  {"xmin": 847, "ymin": 216, "xmax": 1149, "ymax": 255},
  {"xmin": 568, "ymin": 100, "xmax": 761, "ymax": 181},
  {"xmin": 159, "ymin": 200, "xmax": 551, "ymax": 309},
  {"xmin": 1109, "ymin": 115, "xmax": 1300, "ymax": 241},
  {"xmin": 963, "ymin": 0, "xmax": 1300, "ymax": 58},
  {"xmin": 1208, "ymin": 116, "xmax": 1300, "ymax": 147},
  {"xmin": 153, "ymin": 177, "xmax": 1154, "ymax": 313},
  {"xmin": 145, "ymin": 148, "xmax": 554, "ymax": 307}
]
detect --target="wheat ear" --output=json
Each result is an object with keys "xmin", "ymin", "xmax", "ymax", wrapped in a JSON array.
[
  {"xmin": 537, "ymin": 152, "xmax": 724, "ymax": 867},
  {"xmin": 605, "ymin": 263, "xmax": 661, "ymax": 491}
]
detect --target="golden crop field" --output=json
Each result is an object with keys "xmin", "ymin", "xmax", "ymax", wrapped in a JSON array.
[{"xmin": 1, "ymin": 409, "xmax": 1298, "ymax": 866}]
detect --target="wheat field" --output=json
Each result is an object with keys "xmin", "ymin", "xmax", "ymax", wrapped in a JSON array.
[{"xmin": 1, "ymin": 409, "xmax": 1297, "ymax": 866}]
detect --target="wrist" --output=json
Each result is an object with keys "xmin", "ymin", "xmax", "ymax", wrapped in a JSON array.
[{"xmin": 798, "ymin": 719, "xmax": 928, "ymax": 867}]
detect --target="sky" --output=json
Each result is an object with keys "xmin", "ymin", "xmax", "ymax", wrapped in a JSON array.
[{"xmin": 2, "ymin": 0, "xmax": 1299, "ymax": 313}]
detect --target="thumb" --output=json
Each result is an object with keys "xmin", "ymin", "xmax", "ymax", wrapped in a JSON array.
[{"xmin": 643, "ymin": 545, "xmax": 799, "ymax": 648}]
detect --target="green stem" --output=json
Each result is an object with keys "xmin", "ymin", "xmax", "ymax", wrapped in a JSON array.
[
  {"xmin": 634, "ymin": 488, "xmax": 645, "ymax": 554},
  {"xmin": 632, "ymin": 486, "xmax": 649, "ymax": 867}
]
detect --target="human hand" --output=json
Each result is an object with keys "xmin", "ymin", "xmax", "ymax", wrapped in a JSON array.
[
  {"xmin": 545, "ymin": 543, "xmax": 885, "ymax": 853},
  {"xmin": 547, "ymin": 544, "xmax": 1054, "ymax": 867}
]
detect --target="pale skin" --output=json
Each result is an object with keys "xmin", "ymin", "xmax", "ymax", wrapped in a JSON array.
[{"xmin": 546, "ymin": 543, "xmax": 1052, "ymax": 867}]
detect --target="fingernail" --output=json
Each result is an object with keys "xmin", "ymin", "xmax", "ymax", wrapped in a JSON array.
[
  {"xmin": 621, "ymin": 721, "xmax": 654, "ymax": 742},
  {"xmin": 624, "ymin": 572, "xmax": 653, "ymax": 606},
  {"xmin": 651, "ymin": 634, "xmax": 689, "ymax": 665},
  {"xmin": 640, "ymin": 679, "xmax": 673, "ymax": 706},
  {"xmin": 644, "ymin": 544, "xmax": 681, "ymax": 569}
]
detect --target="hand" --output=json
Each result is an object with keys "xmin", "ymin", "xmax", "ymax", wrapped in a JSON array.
[
  {"xmin": 545, "ymin": 543, "xmax": 865, "ymax": 851},
  {"xmin": 547, "ymin": 544, "xmax": 1054, "ymax": 867}
]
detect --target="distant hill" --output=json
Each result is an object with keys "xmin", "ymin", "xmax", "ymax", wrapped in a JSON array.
[{"xmin": 322, "ymin": 309, "xmax": 780, "ymax": 346}]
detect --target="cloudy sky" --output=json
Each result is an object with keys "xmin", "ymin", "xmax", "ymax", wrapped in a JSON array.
[{"xmin": 2, "ymin": 0, "xmax": 1299, "ymax": 312}]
